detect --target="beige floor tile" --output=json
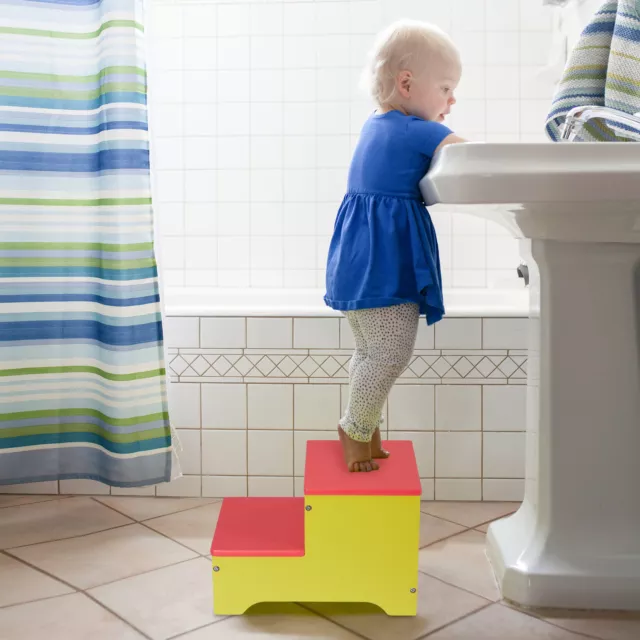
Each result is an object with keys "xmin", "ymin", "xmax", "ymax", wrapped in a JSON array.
[
  {"xmin": 10, "ymin": 523, "xmax": 197, "ymax": 589},
  {"xmin": 427, "ymin": 603, "xmax": 589, "ymax": 639},
  {"xmin": 144, "ymin": 502, "xmax": 223, "ymax": 555},
  {"xmin": 0, "ymin": 592, "xmax": 144, "ymax": 640},
  {"xmin": 0, "ymin": 495, "xmax": 68, "ymax": 508},
  {"xmin": 307, "ymin": 572, "xmax": 490, "ymax": 640},
  {"xmin": 475, "ymin": 523, "xmax": 490, "ymax": 533},
  {"xmin": 537, "ymin": 608, "xmax": 640, "ymax": 640},
  {"xmin": 419, "ymin": 530, "xmax": 501, "ymax": 601},
  {"xmin": 420, "ymin": 513, "xmax": 466, "ymax": 548},
  {"xmin": 0, "ymin": 481, "xmax": 59, "ymax": 495},
  {"xmin": 89, "ymin": 557, "xmax": 218, "ymax": 640},
  {"xmin": 177, "ymin": 603, "xmax": 362, "ymax": 639},
  {"xmin": 0, "ymin": 554, "xmax": 74, "ymax": 608},
  {"xmin": 94, "ymin": 496, "xmax": 219, "ymax": 522},
  {"xmin": 420, "ymin": 502, "xmax": 519, "ymax": 528},
  {"xmin": 0, "ymin": 497, "xmax": 132, "ymax": 550}
]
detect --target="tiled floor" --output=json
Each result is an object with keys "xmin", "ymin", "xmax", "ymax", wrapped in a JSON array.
[{"xmin": 1, "ymin": 496, "xmax": 638, "ymax": 640}]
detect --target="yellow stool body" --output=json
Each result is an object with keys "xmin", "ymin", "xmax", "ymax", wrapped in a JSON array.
[{"xmin": 211, "ymin": 440, "xmax": 421, "ymax": 616}]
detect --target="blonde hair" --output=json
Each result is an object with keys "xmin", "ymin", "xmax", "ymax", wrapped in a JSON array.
[{"xmin": 362, "ymin": 20, "xmax": 460, "ymax": 107}]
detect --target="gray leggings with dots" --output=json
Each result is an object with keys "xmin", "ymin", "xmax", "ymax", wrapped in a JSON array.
[{"xmin": 340, "ymin": 303, "xmax": 420, "ymax": 443}]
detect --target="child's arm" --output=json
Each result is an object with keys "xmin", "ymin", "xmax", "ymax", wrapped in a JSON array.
[
  {"xmin": 405, "ymin": 119, "xmax": 466, "ymax": 158},
  {"xmin": 434, "ymin": 133, "xmax": 467, "ymax": 154}
]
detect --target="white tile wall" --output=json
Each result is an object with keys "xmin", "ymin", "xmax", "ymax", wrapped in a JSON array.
[
  {"xmin": 483, "ymin": 386, "xmax": 527, "ymax": 431},
  {"xmin": 202, "ymin": 384, "xmax": 247, "ymax": 429},
  {"xmin": 248, "ymin": 384, "xmax": 294, "ymax": 429},
  {"xmin": 436, "ymin": 432, "xmax": 482, "ymax": 478},
  {"xmin": 5, "ymin": 314, "xmax": 529, "ymax": 501},
  {"xmin": 436, "ymin": 386, "xmax": 482, "ymax": 431},
  {"xmin": 388, "ymin": 385, "xmax": 435, "ymax": 431},
  {"xmin": 147, "ymin": 0, "xmax": 557, "ymax": 289},
  {"xmin": 294, "ymin": 385, "xmax": 341, "ymax": 430}
]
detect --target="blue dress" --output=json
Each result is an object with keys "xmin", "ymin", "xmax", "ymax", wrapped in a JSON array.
[{"xmin": 324, "ymin": 110, "xmax": 452, "ymax": 325}]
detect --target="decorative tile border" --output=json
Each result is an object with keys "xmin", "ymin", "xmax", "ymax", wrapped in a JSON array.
[{"xmin": 168, "ymin": 349, "xmax": 528, "ymax": 383}]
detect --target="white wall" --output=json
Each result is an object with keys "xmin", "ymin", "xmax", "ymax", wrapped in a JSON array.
[{"xmin": 147, "ymin": 0, "xmax": 558, "ymax": 291}]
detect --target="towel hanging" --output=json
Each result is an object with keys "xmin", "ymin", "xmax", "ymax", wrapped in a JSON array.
[{"xmin": 545, "ymin": 0, "xmax": 640, "ymax": 141}]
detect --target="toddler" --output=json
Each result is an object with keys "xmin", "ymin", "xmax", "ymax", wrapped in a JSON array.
[{"xmin": 324, "ymin": 20, "xmax": 466, "ymax": 472}]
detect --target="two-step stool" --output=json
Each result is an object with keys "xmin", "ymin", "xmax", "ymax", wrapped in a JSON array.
[{"xmin": 210, "ymin": 439, "xmax": 421, "ymax": 616}]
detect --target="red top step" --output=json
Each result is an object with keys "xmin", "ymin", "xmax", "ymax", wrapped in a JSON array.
[
  {"xmin": 211, "ymin": 498, "xmax": 305, "ymax": 557},
  {"xmin": 304, "ymin": 440, "xmax": 421, "ymax": 496}
]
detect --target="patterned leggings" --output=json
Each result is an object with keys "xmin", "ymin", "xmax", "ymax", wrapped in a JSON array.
[{"xmin": 340, "ymin": 303, "xmax": 420, "ymax": 442}]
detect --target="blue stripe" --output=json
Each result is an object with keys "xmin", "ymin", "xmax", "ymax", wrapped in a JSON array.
[
  {"xmin": 0, "ymin": 121, "xmax": 148, "ymax": 135},
  {"xmin": 0, "ymin": 92, "xmax": 147, "ymax": 110},
  {"xmin": 0, "ymin": 447, "xmax": 171, "ymax": 487},
  {"xmin": 0, "ymin": 150, "xmax": 150, "ymax": 172},
  {"xmin": 0, "ymin": 293, "xmax": 160, "ymax": 306},
  {"xmin": 0, "ymin": 433, "xmax": 171, "ymax": 455},
  {"xmin": 0, "ymin": 320, "xmax": 163, "ymax": 345},
  {"xmin": 613, "ymin": 24, "xmax": 640, "ymax": 43},
  {"xmin": 583, "ymin": 21, "xmax": 616, "ymax": 35},
  {"xmin": 0, "ymin": 268, "xmax": 158, "ymax": 280},
  {"xmin": 23, "ymin": 0, "xmax": 104, "ymax": 6}
]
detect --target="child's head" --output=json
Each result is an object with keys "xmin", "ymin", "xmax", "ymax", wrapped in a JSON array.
[{"xmin": 364, "ymin": 20, "xmax": 461, "ymax": 123}]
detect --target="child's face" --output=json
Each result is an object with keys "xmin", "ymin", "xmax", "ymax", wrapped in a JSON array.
[{"xmin": 402, "ymin": 60, "xmax": 461, "ymax": 123}]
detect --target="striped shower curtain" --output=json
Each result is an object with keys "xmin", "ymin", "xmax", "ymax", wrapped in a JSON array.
[{"xmin": 0, "ymin": 0, "xmax": 175, "ymax": 487}]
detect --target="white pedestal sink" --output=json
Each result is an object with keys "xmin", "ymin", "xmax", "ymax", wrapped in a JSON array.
[{"xmin": 421, "ymin": 142, "xmax": 640, "ymax": 611}]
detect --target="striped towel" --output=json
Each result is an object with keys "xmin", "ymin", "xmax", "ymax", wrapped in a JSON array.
[{"xmin": 545, "ymin": 0, "xmax": 640, "ymax": 140}]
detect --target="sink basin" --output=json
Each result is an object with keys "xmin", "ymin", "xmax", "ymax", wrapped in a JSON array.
[
  {"xmin": 422, "ymin": 142, "xmax": 640, "ymax": 611},
  {"xmin": 421, "ymin": 142, "xmax": 640, "ymax": 242},
  {"xmin": 422, "ymin": 142, "xmax": 640, "ymax": 204}
]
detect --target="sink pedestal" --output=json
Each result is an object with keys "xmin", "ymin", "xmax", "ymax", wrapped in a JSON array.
[
  {"xmin": 421, "ymin": 143, "xmax": 640, "ymax": 611},
  {"xmin": 487, "ymin": 236, "xmax": 640, "ymax": 610}
]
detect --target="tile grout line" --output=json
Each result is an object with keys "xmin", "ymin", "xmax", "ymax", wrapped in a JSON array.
[
  {"xmin": 418, "ymin": 527, "xmax": 474, "ymax": 551},
  {"xmin": 415, "ymin": 567, "xmax": 498, "ymax": 604},
  {"xmin": 418, "ymin": 601, "xmax": 495, "ymax": 639},
  {"xmin": 90, "ymin": 495, "xmax": 221, "ymax": 523},
  {"xmin": 3, "ymin": 521, "xmax": 134, "ymax": 552},
  {"xmin": 83, "ymin": 590, "xmax": 155, "ymax": 640},
  {"xmin": 0, "ymin": 495, "xmax": 72, "ymax": 509},
  {"xmin": 137, "ymin": 519, "xmax": 209, "ymax": 557},
  {"xmin": 1, "ymin": 551, "xmax": 154, "ymax": 640},
  {"xmin": 79, "ymin": 555, "xmax": 201, "ymax": 593},
  {"xmin": 167, "ymin": 616, "xmax": 229, "ymax": 640},
  {"xmin": 498, "ymin": 601, "xmax": 610, "ymax": 640},
  {"xmin": 418, "ymin": 506, "xmax": 518, "ymax": 530},
  {"xmin": 296, "ymin": 603, "xmax": 375, "ymax": 640}
]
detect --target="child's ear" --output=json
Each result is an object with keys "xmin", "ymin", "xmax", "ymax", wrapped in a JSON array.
[{"xmin": 397, "ymin": 70, "xmax": 412, "ymax": 98}]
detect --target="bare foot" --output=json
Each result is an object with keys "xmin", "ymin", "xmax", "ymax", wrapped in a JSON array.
[
  {"xmin": 371, "ymin": 427, "xmax": 390, "ymax": 460},
  {"xmin": 338, "ymin": 426, "xmax": 379, "ymax": 472}
]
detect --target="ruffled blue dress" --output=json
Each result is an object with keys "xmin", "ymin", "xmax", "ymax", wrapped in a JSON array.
[{"xmin": 324, "ymin": 110, "xmax": 451, "ymax": 325}]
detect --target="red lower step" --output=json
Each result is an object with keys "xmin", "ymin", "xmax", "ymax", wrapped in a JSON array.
[{"xmin": 211, "ymin": 497, "xmax": 305, "ymax": 558}]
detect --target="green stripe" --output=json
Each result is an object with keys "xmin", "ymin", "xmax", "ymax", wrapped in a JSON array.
[
  {"xmin": 0, "ymin": 198, "xmax": 152, "ymax": 206},
  {"xmin": 0, "ymin": 67, "xmax": 146, "ymax": 82},
  {"xmin": 0, "ymin": 20, "xmax": 143, "ymax": 40},
  {"xmin": 0, "ymin": 366, "xmax": 166, "ymax": 382},
  {"xmin": 610, "ymin": 50, "xmax": 640, "ymax": 64},
  {"xmin": 0, "ymin": 408, "xmax": 168, "ymax": 426},
  {"xmin": 0, "ymin": 83, "xmax": 146, "ymax": 99},
  {"xmin": 0, "ymin": 258, "xmax": 156, "ymax": 268},
  {"xmin": 606, "ymin": 74, "xmax": 640, "ymax": 89},
  {"xmin": 564, "ymin": 70, "xmax": 606, "ymax": 81},
  {"xmin": 0, "ymin": 424, "xmax": 170, "ymax": 444},
  {"xmin": 0, "ymin": 242, "xmax": 153, "ymax": 251},
  {"xmin": 583, "ymin": 119, "xmax": 612, "ymax": 141},
  {"xmin": 565, "ymin": 64, "xmax": 607, "ymax": 70}
]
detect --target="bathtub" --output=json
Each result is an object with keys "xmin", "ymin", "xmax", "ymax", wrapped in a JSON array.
[
  {"xmin": 163, "ymin": 287, "xmax": 529, "ymax": 318},
  {"xmin": 162, "ymin": 286, "xmax": 530, "ymax": 503}
]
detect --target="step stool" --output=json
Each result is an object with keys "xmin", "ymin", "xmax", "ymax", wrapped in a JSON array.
[{"xmin": 210, "ymin": 440, "xmax": 421, "ymax": 616}]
